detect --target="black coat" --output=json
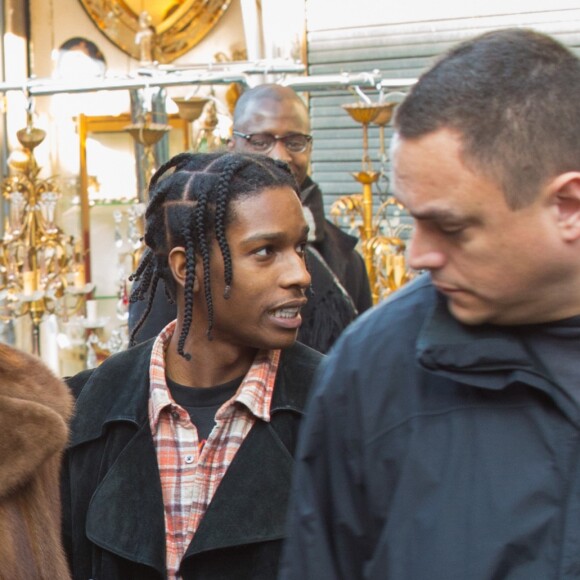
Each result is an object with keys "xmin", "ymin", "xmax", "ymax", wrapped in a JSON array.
[
  {"xmin": 62, "ymin": 340, "xmax": 322, "ymax": 580},
  {"xmin": 300, "ymin": 176, "xmax": 372, "ymax": 316}
]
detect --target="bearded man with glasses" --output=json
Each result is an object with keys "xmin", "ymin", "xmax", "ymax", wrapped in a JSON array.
[{"xmin": 129, "ymin": 85, "xmax": 371, "ymax": 354}]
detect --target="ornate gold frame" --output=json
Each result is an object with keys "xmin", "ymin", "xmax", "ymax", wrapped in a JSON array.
[
  {"xmin": 77, "ymin": 112, "xmax": 190, "ymax": 286},
  {"xmin": 78, "ymin": 0, "xmax": 232, "ymax": 63}
]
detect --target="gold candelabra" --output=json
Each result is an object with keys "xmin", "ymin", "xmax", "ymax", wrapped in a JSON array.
[
  {"xmin": 173, "ymin": 95, "xmax": 227, "ymax": 153},
  {"xmin": 0, "ymin": 112, "xmax": 93, "ymax": 355},
  {"xmin": 125, "ymin": 112, "xmax": 172, "ymax": 201},
  {"xmin": 332, "ymin": 100, "xmax": 414, "ymax": 304},
  {"xmin": 173, "ymin": 95, "xmax": 210, "ymax": 145}
]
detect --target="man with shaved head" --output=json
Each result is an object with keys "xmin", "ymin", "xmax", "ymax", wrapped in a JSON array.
[{"xmin": 231, "ymin": 85, "xmax": 312, "ymax": 191}]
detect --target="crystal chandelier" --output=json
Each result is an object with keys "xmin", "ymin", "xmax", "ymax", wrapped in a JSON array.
[{"xmin": 0, "ymin": 110, "xmax": 93, "ymax": 355}]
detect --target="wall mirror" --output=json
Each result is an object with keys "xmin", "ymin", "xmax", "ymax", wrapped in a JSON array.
[{"xmin": 78, "ymin": 0, "xmax": 233, "ymax": 63}]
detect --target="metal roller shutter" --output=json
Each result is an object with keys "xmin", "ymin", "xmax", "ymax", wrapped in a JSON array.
[{"xmin": 306, "ymin": 8, "xmax": 580, "ymax": 235}]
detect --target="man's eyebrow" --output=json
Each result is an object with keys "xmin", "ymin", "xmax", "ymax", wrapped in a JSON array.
[
  {"xmin": 406, "ymin": 207, "xmax": 468, "ymax": 222},
  {"xmin": 242, "ymin": 225, "xmax": 310, "ymax": 244}
]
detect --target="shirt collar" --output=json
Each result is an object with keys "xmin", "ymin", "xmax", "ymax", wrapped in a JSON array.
[
  {"xmin": 148, "ymin": 320, "xmax": 280, "ymax": 432},
  {"xmin": 149, "ymin": 320, "xmax": 178, "ymax": 433},
  {"xmin": 224, "ymin": 349, "xmax": 280, "ymax": 423}
]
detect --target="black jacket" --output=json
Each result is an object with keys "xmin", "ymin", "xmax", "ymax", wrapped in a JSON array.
[
  {"xmin": 62, "ymin": 340, "xmax": 322, "ymax": 580},
  {"xmin": 281, "ymin": 275, "xmax": 580, "ymax": 579},
  {"xmin": 300, "ymin": 176, "xmax": 372, "ymax": 316}
]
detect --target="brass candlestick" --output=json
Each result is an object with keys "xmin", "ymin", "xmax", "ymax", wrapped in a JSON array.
[
  {"xmin": 125, "ymin": 113, "xmax": 171, "ymax": 200},
  {"xmin": 342, "ymin": 102, "xmax": 382, "ymax": 171},
  {"xmin": 172, "ymin": 96, "xmax": 209, "ymax": 152},
  {"xmin": 334, "ymin": 100, "xmax": 413, "ymax": 304}
]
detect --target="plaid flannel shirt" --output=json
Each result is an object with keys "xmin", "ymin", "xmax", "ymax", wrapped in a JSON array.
[{"xmin": 149, "ymin": 320, "xmax": 281, "ymax": 579}]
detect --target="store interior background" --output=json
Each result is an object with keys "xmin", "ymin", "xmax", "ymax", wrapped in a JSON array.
[{"xmin": 1, "ymin": 0, "xmax": 579, "ymax": 373}]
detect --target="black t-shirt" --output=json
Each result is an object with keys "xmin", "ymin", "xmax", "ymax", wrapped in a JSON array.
[{"xmin": 166, "ymin": 375, "xmax": 244, "ymax": 444}]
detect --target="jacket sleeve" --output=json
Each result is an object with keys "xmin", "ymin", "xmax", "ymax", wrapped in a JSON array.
[
  {"xmin": 61, "ymin": 370, "xmax": 94, "ymax": 569},
  {"xmin": 278, "ymin": 351, "xmax": 371, "ymax": 580}
]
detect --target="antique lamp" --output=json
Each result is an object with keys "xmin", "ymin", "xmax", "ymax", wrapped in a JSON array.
[
  {"xmin": 0, "ymin": 111, "xmax": 93, "ymax": 354},
  {"xmin": 333, "ymin": 99, "xmax": 413, "ymax": 304},
  {"xmin": 172, "ymin": 95, "xmax": 210, "ymax": 152},
  {"xmin": 125, "ymin": 112, "xmax": 172, "ymax": 200}
]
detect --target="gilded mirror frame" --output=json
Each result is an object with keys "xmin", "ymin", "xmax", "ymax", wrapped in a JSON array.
[
  {"xmin": 77, "ymin": 112, "xmax": 190, "ymax": 288},
  {"xmin": 78, "ymin": 0, "xmax": 232, "ymax": 63}
]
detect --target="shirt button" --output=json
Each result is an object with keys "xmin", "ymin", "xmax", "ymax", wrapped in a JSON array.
[{"xmin": 185, "ymin": 455, "xmax": 194, "ymax": 464}]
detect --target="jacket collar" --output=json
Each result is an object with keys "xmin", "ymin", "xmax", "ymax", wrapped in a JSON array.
[
  {"xmin": 78, "ymin": 341, "xmax": 322, "ymax": 569},
  {"xmin": 417, "ymin": 291, "xmax": 534, "ymax": 383},
  {"xmin": 270, "ymin": 342, "xmax": 320, "ymax": 413},
  {"xmin": 417, "ymin": 286, "xmax": 578, "ymax": 420},
  {"xmin": 69, "ymin": 339, "xmax": 155, "ymax": 447},
  {"xmin": 70, "ymin": 340, "xmax": 319, "ymax": 447},
  {"xmin": 300, "ymin": 176, "xmax": 327, "ymax": 244}
]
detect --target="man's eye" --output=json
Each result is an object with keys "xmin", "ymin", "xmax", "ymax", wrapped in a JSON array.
[
  {"xmin": 285, "ymin": 139, "xmax": 304, "ymax": 151},
  {"xmin": 249, "ymin": 137, "xmax": 271, "ymax": 150},
  {"xmin": 296, "ymin": 242, "xmax": 307, "ymax": 256},
  {"xmin": 255, "ymin": 246, "xmax": 274, "ymax": 257},
  {"xmin": 439, "ymin": 225, "xmax": 466, "ymax": 236}
]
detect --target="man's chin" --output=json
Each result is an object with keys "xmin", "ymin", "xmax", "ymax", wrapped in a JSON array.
[{"xmin": 447, "ymin": 299, "xmax": 491, "ymax": 326}]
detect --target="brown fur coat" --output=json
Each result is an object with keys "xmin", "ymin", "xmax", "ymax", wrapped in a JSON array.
[{"xmin": 0, "ymin": 343, "xmax": 72, "ymax": 580}]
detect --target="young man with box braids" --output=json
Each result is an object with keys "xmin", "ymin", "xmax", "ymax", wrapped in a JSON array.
[{"xmin": 62, "ymin": 151, "xmax": 322, "ymax": 580}]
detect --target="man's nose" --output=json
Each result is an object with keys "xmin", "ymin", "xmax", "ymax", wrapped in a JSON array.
[
  {"xmin": 281, "ymin": 252, "xmax": 311, "ymax": 290},
  {"xmin": 407, "ymin": 225, "xmax": 446, "ymax": 272},
  {"xmin": 269, "ymin": 140, "xmax": 292, "ymax": 164}
]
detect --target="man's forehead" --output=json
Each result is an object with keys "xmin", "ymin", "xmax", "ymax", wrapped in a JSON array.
[{"xmin": 237, "ymin": 98, "xmax": 310, "ymax": 131}]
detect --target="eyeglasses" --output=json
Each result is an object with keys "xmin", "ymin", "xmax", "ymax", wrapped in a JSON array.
[{"xmin": 232, "ymin": 131, "xmax": 312, "ymax": 153}]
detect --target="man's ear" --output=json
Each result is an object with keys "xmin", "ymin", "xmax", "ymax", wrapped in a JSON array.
[
  {"xmin": 226, "ymin": 138, "xmax": 235, "ymax": 151},
  {"xmin": 168, "ymin": 247, "xmax": 201, "ymax": 293},
  {"xmin": 549, "ymin": 172, "xmax": 580, "ymax": 242}
]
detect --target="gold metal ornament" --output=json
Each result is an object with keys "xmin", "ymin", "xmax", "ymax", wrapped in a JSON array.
[
  {"xmin": 0, "ymin": 112, "xmax": 94, "ymax": 355},
  {"xmin": 333, "ymin": 100, "xmax": 414, "ymax": 304},
  {"xmin": 124, "ymin": 112, "xmax": 172, "ymax": 199},
  {"xmin": 77, "ymin": 0, "xmax": 232, "ymax": 63}
]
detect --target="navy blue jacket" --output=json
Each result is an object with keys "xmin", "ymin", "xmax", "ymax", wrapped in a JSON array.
[
  {"xmin": 62, "ymin": 340, "xmax": 322, "ymax": 579},
  {"xmin": 281, "ymin": 275, "xmax": 580, "ymax": 579}
]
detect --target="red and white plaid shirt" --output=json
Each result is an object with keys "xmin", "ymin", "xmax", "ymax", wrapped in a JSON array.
[{"xmin": 149, "ymin": 320, "xmax": 281, "ymax": 579}]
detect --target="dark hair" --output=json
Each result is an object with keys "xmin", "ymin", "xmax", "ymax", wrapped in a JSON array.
[
  {"xmin": 58, "ymin": 37, "xmax": 106, "ymax": 63},
  {"xmin": 394, "ymin": 28, "xmax": 580, "ymax": 209},
  {"xmin": 129, "ymin": 151, "xmax": 299, "ymax": 358}
]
